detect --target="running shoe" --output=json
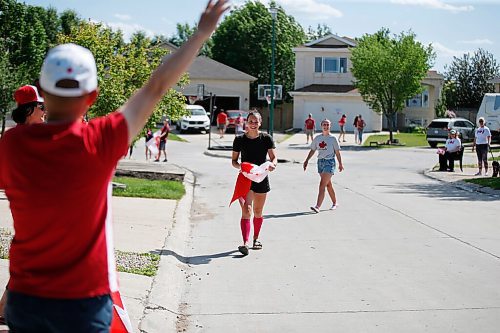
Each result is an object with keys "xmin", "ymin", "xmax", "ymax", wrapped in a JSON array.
[
  {"xmin": 310, "ymin": 206, "xmax": 320, "ymax": 213},
  {"xmin": 330, "ymin": 203, "xmax": 337, "ymax": 210},
  {"xmin": 474, "ymin": 171, "xmax": 482, "ymax": 176}
]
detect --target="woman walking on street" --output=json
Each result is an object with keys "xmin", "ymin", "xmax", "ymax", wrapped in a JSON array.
[
  {"xmin": 304, "ymin": 119, "xmax": 344, "ymax": 213},
  {"xmin": 473, "ymin": 117, "xmax": 492, "ymax": 176},
  {"xmin": 232, "ymin": 111, "xmax": 277, "ymax": 256}
]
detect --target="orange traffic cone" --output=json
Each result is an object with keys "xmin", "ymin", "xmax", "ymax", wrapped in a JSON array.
[{"xmin": 110, "ymin": 290, "xmax": 133, "ymax": 333}]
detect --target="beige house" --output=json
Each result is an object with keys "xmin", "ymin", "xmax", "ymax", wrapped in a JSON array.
[
  {"xmin": 161, "ymin": 42, "xmax": 256, "ymax": 111},
  {"xmin": 488, "ymin": 77, "xmax": 500, "ymax": 93},
  {"xmin": 289, "ymin": 35, "xmax": 444, "ymax": 132}
]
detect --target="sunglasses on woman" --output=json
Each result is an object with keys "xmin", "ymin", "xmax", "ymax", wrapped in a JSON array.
[{"xmin": 37, "ymin": 104, "xmax": 45, "ymax": 111}]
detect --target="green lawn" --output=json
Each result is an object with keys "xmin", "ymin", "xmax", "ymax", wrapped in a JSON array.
[
  {"xmin": 168, "ymin": 133, "xmax": 187, "ymax": 142},
  {"xmin": 464, "ymin": 177, "xmax": 500, "ymax": 190},
  {"xmin": 112, "ymin": 176, "xmax": 185, "ymax": 200},
  {"xmin": 363, "ymin": 133, "xmax": 428, "ymax": 148}
]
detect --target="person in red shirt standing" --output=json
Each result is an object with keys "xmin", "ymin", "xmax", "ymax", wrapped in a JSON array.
[
  {"xmin": 0, "ymin": 1, "xmax": 228, "ymax": 332},
  {"xmin": 338, "ymin": 114, "xmax": 347, "ymax": 142},
  {"xmin": 356, "ymin": 114, "xmax": 366, "ymax": 145},
  {"xmin": 304, "ymin": 113, "xmax": 316, "ymax": 144},
  {"xmin": 217, "ymin": 109, "xmax": 228, "ymax": 138},
  {"xmin": 155, "ymin": 119, "xmax": 170, "ymax": 162},
  {"xmin": 0, "ymin": 84, "xmax": 45, "ymax": 325}
]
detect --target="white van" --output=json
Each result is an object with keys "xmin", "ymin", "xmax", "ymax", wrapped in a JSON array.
[
  {"xmin": 476, "ymin": 93, "xmax": 500, "ymax": 141},
  {"xmin": 176, "ymin": 105, "xmax": 210, "ymax": 133}
]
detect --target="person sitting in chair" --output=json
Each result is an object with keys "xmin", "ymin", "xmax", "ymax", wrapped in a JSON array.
[{"xmin": 438, "ymin": 129, "xmax": 461, "ymax": 172}]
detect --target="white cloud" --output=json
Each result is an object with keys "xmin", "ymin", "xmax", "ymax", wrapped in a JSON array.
[
  {"xmin": 390, "ymin": 0, "xmax": 474, "ymax": 12},
  {"xmin": 113, "ymin": 13, "xmax": 132, "ymax": 21},
  {"xmin": 254, "ymin": 0, "xmax": 342, "ymax": 19},
  {"xmin": 432, "ymin": 41, "xmax": 467, "ymax": 58},
  {"xmin": 458, "ymin": 38, "xmax": 494, "ymax": 45},
  {"xmin": 106, "ymin": 22, "xmax": 156, "ymax": 41}
]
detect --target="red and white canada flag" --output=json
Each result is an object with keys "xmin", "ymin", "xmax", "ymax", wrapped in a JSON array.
[
  {"xmin": 111, "ymin": 290, "xmax": 133, "ymax": 332},
  {"xmin": 230, "ymin": 162, "xmax": 273, "ymax": 205}
]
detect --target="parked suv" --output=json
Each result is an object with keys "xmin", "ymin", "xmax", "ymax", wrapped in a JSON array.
[
  {"xmin": 426, "ymin": 118, "xmax": 475, "ymax": 147},
  {"xmin": 176, "ymin": 105, "xmax": 210, "ymax": 133}
]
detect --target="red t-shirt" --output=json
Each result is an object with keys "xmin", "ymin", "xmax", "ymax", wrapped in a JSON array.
[
  {"xmin": 217, "ymin": 112, "xmax": 227, "ymax": 125},
  {"xmin": 305, "ymin": 118, "xmax": 315, "ymax": 130},
  {"xmin": 338, "ymin": 117, "xmax": 346, "ymax": 126},
  {"xmin": 160, "ymin": 123, "xmax": 170, "ymax": 142},
  {"xmin": 0, "ymin": 112, "xmax": 128, "ymax": 299}
]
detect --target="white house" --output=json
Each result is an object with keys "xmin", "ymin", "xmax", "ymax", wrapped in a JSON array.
[{"xmin": 289, "ymin": 34, "xmax": 444, "ymax": 132}]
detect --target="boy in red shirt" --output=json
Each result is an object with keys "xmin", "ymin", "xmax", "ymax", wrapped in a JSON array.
[
  {"xmin": 0, "ymin": 1, "xmax": 228, "ymax": 331},
  {"xmin": 217, "ymin": 109, "xmax": 228, "ymax": 138},
  {"xmin": 304, "ymin": 113, "xmax": 316, "ymax": 144},
  {"xmin": 155, "ymin": 119, "xmax": 170, "ymax": 162}
]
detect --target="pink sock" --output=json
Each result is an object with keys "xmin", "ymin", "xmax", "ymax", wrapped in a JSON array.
[
  {"xmin": 240, "ymin": 219, "xmax": 250, "ymax": 243},
  {"xmin": 253, "ymin": 217, "xmax": 263, "ymax": 240}
]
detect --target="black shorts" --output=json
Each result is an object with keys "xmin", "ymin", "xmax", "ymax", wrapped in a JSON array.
[
  {"xmin": 250, "ymin": 176, "xmax": 270, "ymax": 193},
  {"xmin": 159, "ymin": 141, "xmax": 166, "ymax": 150}
]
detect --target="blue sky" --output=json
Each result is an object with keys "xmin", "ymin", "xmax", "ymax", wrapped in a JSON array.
[{"xmin": 23, "ymin": 0, "xmax": 500, "ymax": 73}]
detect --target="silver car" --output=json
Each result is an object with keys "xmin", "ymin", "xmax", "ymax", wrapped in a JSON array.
[{"xmin": 426, "ymin": 118, "xmax": 476, "ymax": 147}]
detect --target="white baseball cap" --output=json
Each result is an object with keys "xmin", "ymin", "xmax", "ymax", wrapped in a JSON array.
[{"xmin": 40, "ymin": 43, "xmax": 98, "ymax": 97}]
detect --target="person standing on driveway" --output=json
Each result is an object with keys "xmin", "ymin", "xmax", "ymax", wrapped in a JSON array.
[
  {"xmin": 473, "ymin": 117, "xmax": 492, "ymax": 176},
  {"xmin": 356, "ymin": 115, "xmax": 366, "ymax": 145},
  {"xmin": 304, "ymin": 113, "xmax": 316, "ymax": 144},
  {"xmin": 338, "ymin": 114, "xmax": 347, "ymax": 142},
  {"xmin": 0, "ymin": 1, "xmax": 228, "ymax": 331},
  {"xmin": 353, "ymin": 115, "xmax": 359, "ymax": 144},
  {"xmin": 303, "ymin": 119, "xmax": 344, "ymax": 213},
  {"xmin": 217, "ymin": 109, "xmax": 228, "ymax": 138},
  {"xmin": 232, "ymin": 111, "xmax": 277, "ymax": 256},
  {"xmin": 155, "ymin": 119, "xmax": 170, "ymax": 162},
  {"xmin": 235, "ymin": 113, "xmax": 245, "ymax": 137}
]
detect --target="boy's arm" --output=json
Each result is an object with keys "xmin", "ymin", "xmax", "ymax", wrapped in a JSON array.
[{"xmin": 120, "ymin": 0, "xmax": 228, "ymax": 143}]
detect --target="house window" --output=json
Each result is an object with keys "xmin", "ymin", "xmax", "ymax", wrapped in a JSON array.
[
  {"xmin": 340, "ymin": 58, "xmax": 347, "ymax": 73},
  {"xmin": 315, "ymin": 57, "xmax": 322, "ymax": 73},
  {"xmin": 314, "ymin": 57, "xmax": 348, "ymax": 73},
  {"xmin": 324, "ymin": 57, "xmax": 338, "ymax": 73},
  {"xmin": 406, "ymin": 88, "xmax": 429, "ymax": 108}
]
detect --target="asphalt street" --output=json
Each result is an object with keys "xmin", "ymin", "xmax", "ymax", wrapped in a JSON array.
[{"xmin": 139, "ymin": 131, "xmax": 500, "ymax": 333}]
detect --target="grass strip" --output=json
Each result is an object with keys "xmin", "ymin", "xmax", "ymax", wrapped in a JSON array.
[
  {"xmin": 113, "ymin": 176, "xmax": 185, "ymax": 200},
  {"xmin": 363, "ymin": 133, "xmax": 428, "ymax": 148},
  {"xmin": 115, "ymin": 250, "xmax": 161, "ymax": 277},
  {"xmin": 464, "ymin": 177, "xmax": 500, "ymax": 190}
]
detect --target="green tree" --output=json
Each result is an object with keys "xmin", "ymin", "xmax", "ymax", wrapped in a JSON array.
[
  {"xmin": 0, "ymin": 48, "xmax": 21, "ymax": 136},
  {"xmin": 351, "ymin": 29, "xmax": 435, "ymax": 142},
  {"xmin": 168, "ymin": 22, "xmax": 213, "ymax": 57},
  {"xmin": 57, "ymin": 21, "xmax": 188, "ymax": 141},
  {"xmin": 211, "ymin": 1, "xmax": 306, "ymax": 103},
  {"xmin": 60, "ymin": 10, "xmax": 81, "ymax": 36},
  {"xmin": 444, "ymin": 48, "xmax": 499, "ymax": 109},
  {"xmin": 306, "ymin": 23, "xmax": 332, "ymax": 42}
]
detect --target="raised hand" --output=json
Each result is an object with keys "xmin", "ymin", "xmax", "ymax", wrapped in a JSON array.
[{"xmin": 197, "ymin": 0, "xmax": 230, "ymax": 38}]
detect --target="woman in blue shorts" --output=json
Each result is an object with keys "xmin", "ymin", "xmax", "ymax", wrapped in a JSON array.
[{"xmin": 303, "ymin": 119, "xmax": 344, "ymax": 213}]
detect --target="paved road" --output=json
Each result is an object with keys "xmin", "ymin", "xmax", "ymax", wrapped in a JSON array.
[{"xmin": 137, "ymin": 131, "xmax": 499, "ymax": 333}]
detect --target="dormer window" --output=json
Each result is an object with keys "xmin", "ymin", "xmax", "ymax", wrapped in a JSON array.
[{"xmin": 315, "ymin": 57, "xmax": 348, "ymax": 73}]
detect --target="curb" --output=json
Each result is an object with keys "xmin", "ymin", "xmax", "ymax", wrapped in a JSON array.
[
  {"xmin": 139, "ymin": 169, "xmax": 196, "ymax": 333},
  {"xmin": 423, "ymin": 168, "xmax": 500, "ymax": 198}
]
